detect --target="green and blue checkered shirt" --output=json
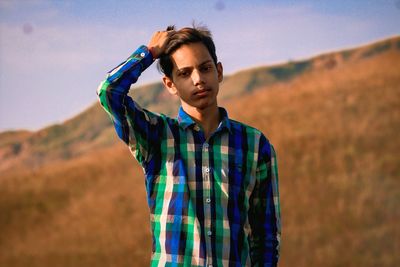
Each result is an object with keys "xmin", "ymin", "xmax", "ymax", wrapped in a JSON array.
[{"xmin": 97, "ymin": 46, "xmax": 281, "ymax": 266}]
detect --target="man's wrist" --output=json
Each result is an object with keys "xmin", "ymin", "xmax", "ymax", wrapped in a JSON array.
[
  {"xmin": 148, "ymin": 46, "xmax": 156, "ymax": 59},
  {"xmin": 148, "ymin": 46, "xmax": 154, "ymax": 58}
]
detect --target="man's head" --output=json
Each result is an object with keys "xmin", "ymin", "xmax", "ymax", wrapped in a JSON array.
[
  {"xmin": 158, "ymin": 25, "xmax": 219, "ymax": 79},
  {"xmin": 159, "ymin": 25, "xmax": 223, "ymax": 112}
]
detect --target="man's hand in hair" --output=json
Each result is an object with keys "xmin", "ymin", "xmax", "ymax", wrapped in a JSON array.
[{"xmin": 148, "ymin": 30, "xmax": 174, "ymax": 59}]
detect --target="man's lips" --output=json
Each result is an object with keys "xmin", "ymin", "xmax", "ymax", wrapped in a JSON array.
[{"xmin": 193, "ymin": 88, "xmax": 211, "ymax": 96}]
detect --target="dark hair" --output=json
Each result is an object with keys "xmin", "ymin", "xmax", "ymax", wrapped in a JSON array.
[{"xmin": 158, "ymin": 25, "xmax": 218, "ymax": 79}]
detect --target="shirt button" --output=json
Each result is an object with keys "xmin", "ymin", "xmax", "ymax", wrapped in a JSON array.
[
  {"xmin": 206, "ymin": 198, "xmax": 211, "ymax": 203},
  {"xmin": 140, "ymin": 52, "xmax": 145, "ymax": 58},
  {"xmin": 205, "ymin": 167, "xmax": 210, "ymax": 173},
  {"xmin": 207, "ymin": 230, "xmax": 212, "ymax": 236}
]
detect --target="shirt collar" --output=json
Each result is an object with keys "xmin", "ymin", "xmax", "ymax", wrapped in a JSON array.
[{"xmin": 177, "ymin": 106, "xmax": 232, "ymax": 133}]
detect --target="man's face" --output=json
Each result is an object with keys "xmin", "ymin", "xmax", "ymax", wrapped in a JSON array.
[{"xmin": 163, "ymin": 42, "xmax": 223, "ymax": 111}]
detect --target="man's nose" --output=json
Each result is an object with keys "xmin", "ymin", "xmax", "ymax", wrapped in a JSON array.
[{"xmin": 191, "ymin": 69, "xmax": 204, "ymax": 85}]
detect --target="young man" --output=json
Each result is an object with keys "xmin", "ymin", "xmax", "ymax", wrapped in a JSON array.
[{"xmin": 97, "ymin": 25, "xmax": 281, "ymax": 266}]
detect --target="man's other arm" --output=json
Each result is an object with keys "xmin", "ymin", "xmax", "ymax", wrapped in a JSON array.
[{"xmin": 249, "ymin": 137, "xmax": 281, "ymax": 266}]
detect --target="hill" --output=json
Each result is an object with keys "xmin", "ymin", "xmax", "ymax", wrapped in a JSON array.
[
  {"xmin": 0, "ymin": 36, "xmax": 399, "ymax": 267},
  {"xmin": 2, "ymin": 35, "xmax": 399, "ymax": 173}
]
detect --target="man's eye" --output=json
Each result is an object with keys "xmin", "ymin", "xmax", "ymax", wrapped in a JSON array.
[
  {"xmin": 201, "ymin": 65, "xmax": 212, "ymax": 72},
  {"xmin": 178, "ymin": 71, "xmax": 189, "ymax": 77}
]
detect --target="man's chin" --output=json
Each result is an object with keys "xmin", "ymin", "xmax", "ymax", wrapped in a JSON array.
[
  {"xmin": 181, "ymin": 98, "xmax": 218, "ymax": 111},
  {"xmin": 195, "ymin": 101, "xmax": 218, "ymax": 111}
]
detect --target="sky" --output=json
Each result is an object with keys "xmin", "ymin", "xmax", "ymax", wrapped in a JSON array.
[{"xmin": 0, "ymin": 0, "xmax": 399, "ymax": 132}]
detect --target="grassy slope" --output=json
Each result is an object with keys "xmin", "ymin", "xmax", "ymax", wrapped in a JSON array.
[
  {"xmin": 226, "ymin": 47, "xmax": 400, "ymax": 266},
  {"xmin": 0, "ymin": 36, "xmax": 399, "ymax": 266},
  {"xmin": 1, "ymin": 37, "xmax": 396, "ymax": 172}
]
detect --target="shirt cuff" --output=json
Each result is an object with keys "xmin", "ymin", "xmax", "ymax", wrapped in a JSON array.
[{"xmin": 130, "ymin": 45, "xmax": 155, "ymax": 64}]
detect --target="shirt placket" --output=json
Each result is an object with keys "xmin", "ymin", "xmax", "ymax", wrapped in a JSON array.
[{"xmin": 202, "ymin": 141, "xmax": 213, "ymax": 267}]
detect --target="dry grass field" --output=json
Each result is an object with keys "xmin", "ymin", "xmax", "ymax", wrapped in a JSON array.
[{"xmin": 0, "ymin": 36, "xmax": 399, "ymax": 266}]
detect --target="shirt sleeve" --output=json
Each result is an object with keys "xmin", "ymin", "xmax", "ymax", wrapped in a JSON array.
[
  {"xmin": 248, "ymin": 137, "xmax": 281, "ymax": 266},
  {"xmin": 96, "ymin": 45, "xmax": 164, "ymax": 165}
]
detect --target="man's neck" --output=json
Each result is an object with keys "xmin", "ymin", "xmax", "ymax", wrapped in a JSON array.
[{"xmin": 183, "ymin": 104, "xmax": 220, "ymax": 140}]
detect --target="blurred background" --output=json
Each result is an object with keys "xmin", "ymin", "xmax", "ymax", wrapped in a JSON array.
[{"xmin": 0, "ymin": 0, "xmax": 399, "ymax": 266}]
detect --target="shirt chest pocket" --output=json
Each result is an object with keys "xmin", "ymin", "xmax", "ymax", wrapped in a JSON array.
[{"xmin": 217, "ymin": 160, "xmax": 250, "ymax": 189}]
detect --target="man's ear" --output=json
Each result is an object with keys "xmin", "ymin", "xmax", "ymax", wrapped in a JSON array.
[
  {"xmin": 217, "ymin": 62, "xmax": 223, "ymax": 83},
  {"xmin": 162, "ymin": 76, "xmax": 178, "ymax": 95}
]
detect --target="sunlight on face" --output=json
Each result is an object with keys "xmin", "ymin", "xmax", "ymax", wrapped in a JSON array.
[{"xmin": 163, "ymin": 42, "xmax": 223, "ymax": 111}]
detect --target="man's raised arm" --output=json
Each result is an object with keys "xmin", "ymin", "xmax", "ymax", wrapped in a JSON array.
[{"xmin": 96, "ymin": 31, "xmax": 172, "ymax": 164}]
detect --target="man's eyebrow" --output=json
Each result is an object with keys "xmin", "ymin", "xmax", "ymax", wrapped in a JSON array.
[
  {"xmin": 177, "ymin": 60, "xmax": 213, "ymax": 71},
  {"xmin": 176, "ymin": 66, "xmax": 191, "ymax": 72},
  {"xmin": 198, "ymin": 60, "xmax": 213, "ymax": 66}
]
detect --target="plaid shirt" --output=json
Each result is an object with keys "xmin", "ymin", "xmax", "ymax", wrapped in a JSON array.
[{"xmin": 97, "ymin": 46, "xmax": 281, "ymax": 266}]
